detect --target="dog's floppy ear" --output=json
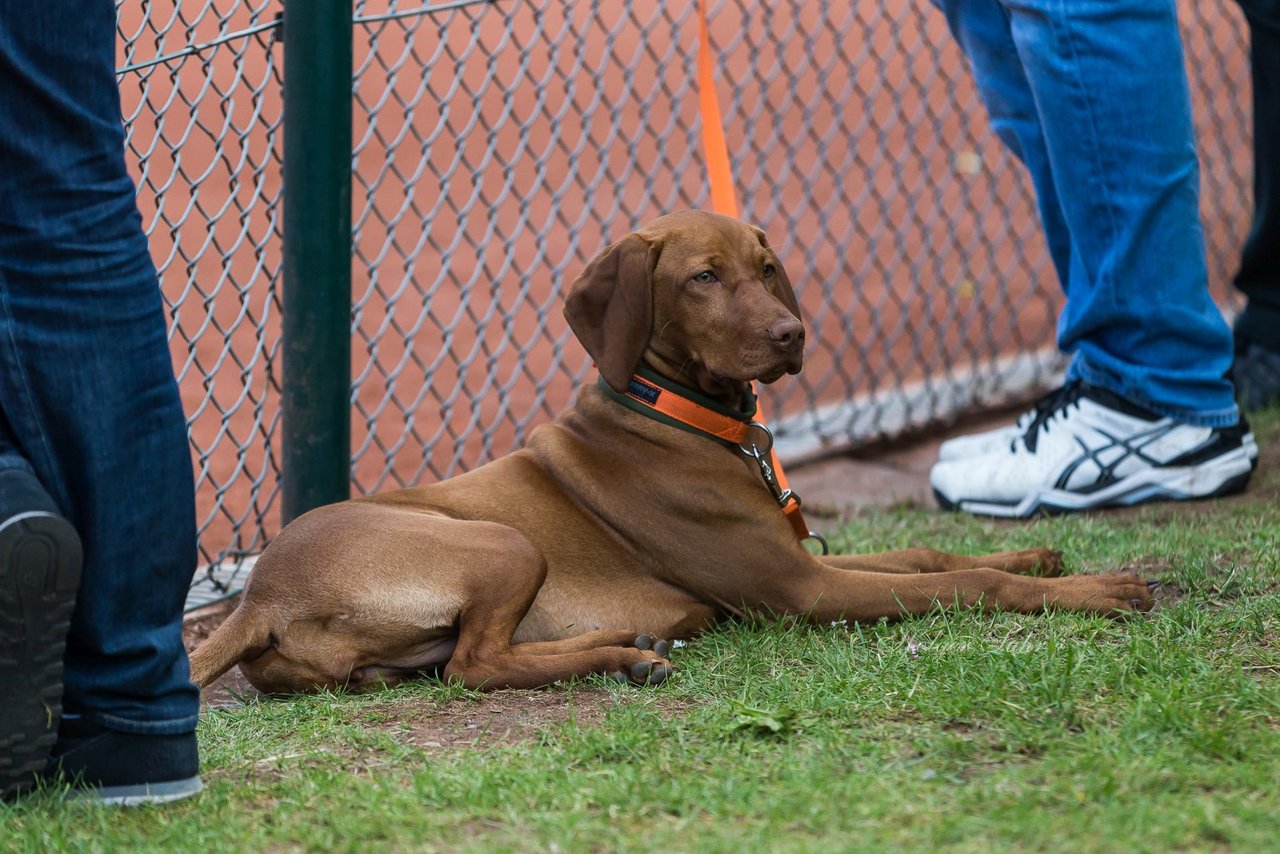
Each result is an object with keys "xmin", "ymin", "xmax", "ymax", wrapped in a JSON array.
[
  {"xmin": 752, "ymin": 225, "xmax": 802, "ymax": 322},
  {"xmin": 563, "ymin": 233, "xmax": 660, "ymax": 393}
]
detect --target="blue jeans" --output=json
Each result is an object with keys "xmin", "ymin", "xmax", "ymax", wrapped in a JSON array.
[
  {"xmin": 935, "ymin": 0, "xmax": 1240, "ymax": 427},
  {"xmin": 1235, "ymin": 0, "xmax": 1280, "ymax": 350},
  {"xmin": 0, "ymin": 1, "xmax": 199, "ymax": 734}
]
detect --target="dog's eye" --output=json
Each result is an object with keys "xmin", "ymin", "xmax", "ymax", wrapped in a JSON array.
[
  {"xmin": 762, "ymin": 264, "xmax": 776, "ymax": 278},
  {"xmin": 693, "ymin": 271, "xmax": 717, "ymax": 284}
]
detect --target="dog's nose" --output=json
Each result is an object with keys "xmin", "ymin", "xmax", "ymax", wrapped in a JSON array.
[{"xmin": 768, "ymin": 318, "xmax": 804, "ymax": 349}]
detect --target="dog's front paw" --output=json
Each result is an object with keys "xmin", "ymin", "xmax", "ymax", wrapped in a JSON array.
[{"xmin": 1049, "ymin": 574, "xmax": 1153, "ymax": 616}]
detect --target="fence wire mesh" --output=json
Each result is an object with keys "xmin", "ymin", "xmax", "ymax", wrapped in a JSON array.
[{"xmin": 111, "ymin": 1, "xmax": 1253, "ymax": 607}]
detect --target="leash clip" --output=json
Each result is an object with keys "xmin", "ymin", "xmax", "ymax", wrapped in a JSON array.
[
  {"xmin": 741, "ymin": 422, "xmax": 828, "ymax": 555},
  {"xmin": 739, "ymin": 422, "xmax": 790, "ymax": 506}
]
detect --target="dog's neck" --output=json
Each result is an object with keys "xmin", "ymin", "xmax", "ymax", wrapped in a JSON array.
[{"xmin": 640, "ymin": 353, "xmax": 755, "ymax": 411}]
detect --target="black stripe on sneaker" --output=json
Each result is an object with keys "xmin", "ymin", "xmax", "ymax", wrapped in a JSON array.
[{"xmin": 1052, "ymin": 424, "xmax": 1178, "ymax": 493}]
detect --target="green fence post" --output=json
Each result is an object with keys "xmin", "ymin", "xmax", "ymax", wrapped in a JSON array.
[{"xmin": 281, "ymin": 0, "xmax": 353, "ymax": 523}]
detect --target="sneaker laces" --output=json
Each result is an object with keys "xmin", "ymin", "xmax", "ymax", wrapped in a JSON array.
[{"xmin": 1015, "ymin": 380, "xmax": 1086, "ymax": 454}]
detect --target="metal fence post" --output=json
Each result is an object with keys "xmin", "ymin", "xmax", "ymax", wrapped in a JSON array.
[{"xmin": 281, "ymin": 0, "xmax": 353, "ymax": 523}]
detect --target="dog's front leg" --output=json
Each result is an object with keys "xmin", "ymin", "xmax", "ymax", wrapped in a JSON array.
[{"xmin": 745, "ymin": 559, "xmax": 1152, "ymax": 623}]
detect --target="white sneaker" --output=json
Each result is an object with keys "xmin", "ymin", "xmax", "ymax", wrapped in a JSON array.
[
  {"xmin": 937, "ymin": 381, "xmax": 1259, "ymax": 464},
  {"xmin": 930, "ymin": 382, "xmax": 1255, "ymax": 518},
  {"xmin": 936, "ymin": 386, "xmax": 1066, "ymax": 462}
]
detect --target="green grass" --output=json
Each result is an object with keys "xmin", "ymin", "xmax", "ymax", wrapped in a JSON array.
[{"xmin": 5, "ymin": 410, "xmax": 1279, "ymax": 853}]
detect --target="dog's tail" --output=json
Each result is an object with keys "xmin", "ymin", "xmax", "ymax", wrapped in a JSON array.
[{"xmin": 189, "ymin": 603, "xmax": 273, "ymax": 687}]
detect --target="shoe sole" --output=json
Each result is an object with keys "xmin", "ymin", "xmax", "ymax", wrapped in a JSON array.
[
  {"xmin": 70, "ymin": 775, "xmax": 204, "ymax": 807},
  {"xmin": 935, "ymin": 446, "xmax": 1255, "ymax": 519},
  {"xmin": 0, "ymin": 512, "xmax": 82, "ymax": 800}
]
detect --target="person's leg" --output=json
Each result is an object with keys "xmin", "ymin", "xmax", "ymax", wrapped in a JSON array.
[
  {"xmin": 938, "ymin": 0, "xmax": 1237, "ymax": 425},
  {"xmin": 929, "ymin": 0, "xmax": 1082, "ymax": 463},
  {"xmin": 1233, "ymin": 0, "xmax": 1280, "ymax": 408},
  {"xmin": 0, "ymin": 0, "xmax": 200, "ymax": 800},
  {"xmin": 996, "ymin": 0, "xmax": 1238, "ymax": 425},
  {"xmin": 928, "ymin": 0, "xmax": 1253, "ymax": 516},
  {"xmin": 934, "ymin": 0, "xmax": 1075, "ymax": 292}
]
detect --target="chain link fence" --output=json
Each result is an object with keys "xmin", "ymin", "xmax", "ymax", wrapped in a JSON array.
[{"xmin": 112, "ymin": 0, "xmax": 1253, "ymax": 608}]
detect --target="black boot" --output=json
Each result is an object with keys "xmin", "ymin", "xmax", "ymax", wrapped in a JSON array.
[{"xmin": 42, "ymin": 717, "xmax": 202, "ymax": 806}]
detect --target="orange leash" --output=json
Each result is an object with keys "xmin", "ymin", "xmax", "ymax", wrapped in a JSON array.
[
  {"xmin": 698, "ymin": 0, "xmax": 740, "ymax": 218},
  {"xmin": 695, "ymin": 2, "xmax": 822, "ymax": 552}
]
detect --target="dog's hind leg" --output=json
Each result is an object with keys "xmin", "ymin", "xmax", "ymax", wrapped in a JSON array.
[
  {"xmin": 446, "ymin": 632, "xmax": 674, "ymax": 690},
  {"xmin": 441, "ymin": 535, "xmax": 673, "ymax": 690},
  {"xmin": 516, "ymin": 630, "xmax": 675, "ymax": 660}
]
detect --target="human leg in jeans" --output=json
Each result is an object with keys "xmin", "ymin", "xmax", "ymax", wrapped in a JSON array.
[
  {"xmin": 0, "ymin": 0, "xmax": 201, "ymax": 802},
  {"xmin": 927, "ymin": 0, "xmax": 1255, "ymax": 517},
  {"xmin": 1233, "ymin": 0, "xmax": 1280, "ymax": 409}
]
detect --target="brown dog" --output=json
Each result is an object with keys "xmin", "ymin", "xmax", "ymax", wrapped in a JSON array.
[{"xmin": 190, "ymin": 210, "xmax": 1153, "ymax": 695}]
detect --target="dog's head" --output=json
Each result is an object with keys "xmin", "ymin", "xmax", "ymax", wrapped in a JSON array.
[{"xmin": 563, "ymin": 210, "xmax": 804, "ymax": 396}]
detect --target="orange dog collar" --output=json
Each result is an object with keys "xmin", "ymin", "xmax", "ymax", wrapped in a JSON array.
[{"xmin": 599, "ymin": 369, "xmax": 828, "ymax": 554}]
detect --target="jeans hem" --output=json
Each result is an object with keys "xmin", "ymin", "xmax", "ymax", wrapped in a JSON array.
[
  {"xmin": 91, "ymin": 711, "xmax": 200, "ymax": 736},
  {"xmin": 1070, "ymin": 362, "xmax": 1240, "ymax": 429}
]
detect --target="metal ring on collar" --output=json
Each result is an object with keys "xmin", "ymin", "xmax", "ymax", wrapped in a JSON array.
[{"xmin": 738, "ymin": 421, "xmax": 774, "ymax": 456}]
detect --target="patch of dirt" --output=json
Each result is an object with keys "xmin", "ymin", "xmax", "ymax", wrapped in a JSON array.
[
  {"xmin": 1248, "ymin": 421, "xmax": 1280, "ymax": 496},
  {"xmin": 372, "ymin": 688, "xmax": 677, "ymax": 752}
]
